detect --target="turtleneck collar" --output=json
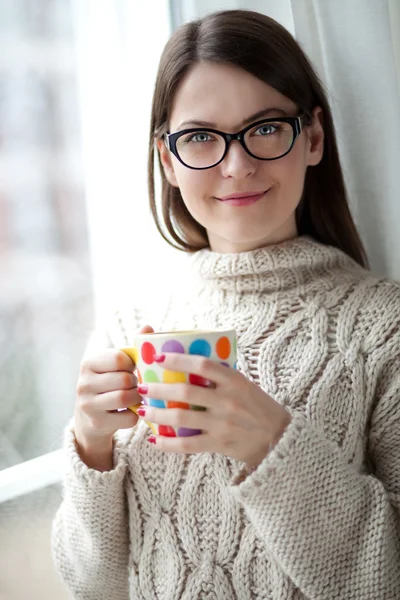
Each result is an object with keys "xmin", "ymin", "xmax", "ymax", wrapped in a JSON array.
[{"xmin": 187, "ymin": 235, "xmax": 361, "ymax": 295}]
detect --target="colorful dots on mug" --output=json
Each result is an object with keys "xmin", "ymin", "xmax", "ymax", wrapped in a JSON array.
[
  {"xmin": 133, "ymin": 330, "xmax": 236, "ymax": 439},
  {"xmin": 189, "ymin": 338, "xmax": 211, "ymax": 357},
  {"xmin": 143, "ymin": 369, "xmax": 159, "ymax": 383},
  {"xmin": 141, "ymin": 342, "xmax": 156, "ymax": 365},
  {"xmin": 161, "ymin": 340, "xmax": 185, "ymax": 354},
  {"xmin": 178, "ymin": 427, "xmax": 202, "ymax": 437},
  {"xmin": 167, "ymin": 401, "xmax": 190, "ymax": 409},
  {"xmin": 216, "ymin": 336, "xmax": 231, "ymax": 360},
  {"xmin": 163, "ymin": 370, "xmax": 186, "ymax": 384},
  {"xmin": 158, "ymin": 424, "xmax": 202, "ymax": 437},
  {"xmin": 139, "ymin": 335, "xmax": 235, "ymax": 367},
  {"xmin": 149, "ymin": 398, "xmax": 165, "ymax": 408}
]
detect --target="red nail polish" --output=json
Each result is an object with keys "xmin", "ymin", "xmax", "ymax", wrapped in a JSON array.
[
  {"xmin": 138, "ymin": 384, "xmax": 148, "ymax": 395},
  {"xmin": 147, "ymin": 435, "xmax": 156, "ymax": 444},
  {"xmin": 137, "ymin": 408, "xmax": 146, "ymax": 417},
  {"xmin": 154, "ymin": 354, "xmax": 166, "ymax": 363}
]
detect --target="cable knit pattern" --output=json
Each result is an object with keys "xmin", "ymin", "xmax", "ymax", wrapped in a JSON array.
[{"xmin": 52, "ymin": 235, "xmax": 400, "ymax": 599}]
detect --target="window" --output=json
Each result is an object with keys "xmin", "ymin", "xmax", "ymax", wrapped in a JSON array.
[{"xmin": 0, "ymin": 1, "xmax": 171, "ymax": 596}]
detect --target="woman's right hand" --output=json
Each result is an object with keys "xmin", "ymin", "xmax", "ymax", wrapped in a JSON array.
[{"xmin": 73, "ymin": 324, "xmax": 154, "ymax": 470}]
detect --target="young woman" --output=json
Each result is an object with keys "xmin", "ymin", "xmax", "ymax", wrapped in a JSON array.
[{"xmin": 52, "ymin": 9, "xmax": 400, "ymax": 600}]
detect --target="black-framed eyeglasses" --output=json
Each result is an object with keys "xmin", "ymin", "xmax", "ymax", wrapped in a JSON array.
[{"xmin": 164, "ymin": 113, "xmax": 311, "ymax": 170}]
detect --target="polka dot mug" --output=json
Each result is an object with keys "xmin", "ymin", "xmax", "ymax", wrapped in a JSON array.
[{"xmin": 121, "ymin": 329, "xmax": 237, "ymax": 437}]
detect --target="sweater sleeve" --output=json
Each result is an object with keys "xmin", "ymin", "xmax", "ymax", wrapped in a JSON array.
[
  {"xmin": 51, "ymin": 424, "xmax": 132, "ymax": 600},
  {"xmin": 51, "ymin": 320, "xmax": 134, "ymax": 599},
  {"xmin": 229, "ymin": 359, "xmax": 400, "ymax": 599}
]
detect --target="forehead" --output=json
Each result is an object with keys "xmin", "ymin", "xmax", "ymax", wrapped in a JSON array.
[{"xmin": 169, "ymin": 62, "xmax": 296, "ymax": 131}]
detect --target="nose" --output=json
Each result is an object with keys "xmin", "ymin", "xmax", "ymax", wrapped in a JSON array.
[{"xmin": 219, "ymin": 140, "xmax": 256, "ymax": 179}]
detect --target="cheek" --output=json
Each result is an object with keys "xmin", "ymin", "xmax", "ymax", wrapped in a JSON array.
[
  {"xmin": 269, "ymin": 145, "xmax": 307, "ymax": 188},
  {"xmin": 173, "ymin": 163, "xmax": 214, "ymax": 206}
]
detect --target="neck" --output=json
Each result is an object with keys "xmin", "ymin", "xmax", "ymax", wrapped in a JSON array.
[{"xmin": 206, "ymin": 217, "xmax": 298, "ymax": 253}]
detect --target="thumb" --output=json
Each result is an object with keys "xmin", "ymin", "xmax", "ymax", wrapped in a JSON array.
[{"xmin": 138, "ymin": 324, "xmax": 155, "ymax": 334}]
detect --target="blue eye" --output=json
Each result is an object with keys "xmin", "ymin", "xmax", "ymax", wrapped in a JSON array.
[
  {"xmin": 183, "ymin": 132, "xmax": 213, "ymax": 143},
  {"xmin": 254, "ymin": 124, "xmax": 278, "ymax": 136}
]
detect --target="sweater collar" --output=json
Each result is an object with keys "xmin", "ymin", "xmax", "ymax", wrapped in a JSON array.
[{"xmin": 188, "ymin": 235, "xmax": 359, "ymax": 294}]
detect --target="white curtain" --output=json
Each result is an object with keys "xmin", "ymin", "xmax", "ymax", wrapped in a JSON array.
[
  {"xmin": 172, "ymin": 0, "xmax": 400, "ymax": 281},
  {"xmin": 291, "ymin": 0, "xmax": 400, "ymax": 279}
]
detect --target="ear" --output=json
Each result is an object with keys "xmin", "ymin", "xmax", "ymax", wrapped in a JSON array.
[
  {"xmin": 305, "ymin": 106, "xmax": 324, "ymax": 167},
  {"xmin": 156, "ymin": 138, "xmax": 179, "ymax": 187}
]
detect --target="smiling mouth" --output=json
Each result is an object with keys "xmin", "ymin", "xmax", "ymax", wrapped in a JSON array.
[
  {"xmin": 218, "ymin": 190, "xmax": 268, "ymax": 200},
  {"xmin": 216, "ymin": 189, "xmax": 271, "ymax": 206}
]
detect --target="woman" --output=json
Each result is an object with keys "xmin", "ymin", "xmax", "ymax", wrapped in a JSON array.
[{"xmin": 52, "ymin": 9, "xmax": 400, "ymax": 599}]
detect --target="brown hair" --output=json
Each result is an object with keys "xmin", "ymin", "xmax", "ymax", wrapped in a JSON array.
[{"xmin": 148, "ymin": 9, "xmax": 369, "ymax": 268}]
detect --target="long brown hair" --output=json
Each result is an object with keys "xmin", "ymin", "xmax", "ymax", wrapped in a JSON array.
[{"xmin": 148, "ymin": 9, "xmax": 368, "ymax": 267}]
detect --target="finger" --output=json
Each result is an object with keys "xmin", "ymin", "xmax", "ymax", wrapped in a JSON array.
[
  {"xmin": 83, "ymin": 349, "xmax": 137, "ymax": 374},
  {"xmin": 139, "ymin": 406, "xmax": 211, "ymax": 430},
  {"xmin": 149, "ymin": 432, "xmax": 213, "ymax": 454},
  {"xmin": 88, "ymin": 371, "xmax": 138, "ymax": 394},
  {"xmin": 139, "ymin": 382, "xmax": 216, "ymax": 409},
  {"xmin": 138, "ymin": 324, "xmax": 155, "ymax": 334},
  {"xmin": 96, "ymin": 388, "xmax": 143, "ymax": 411},
  {"xmin": 98, "ymin": 409, "xmax": 139, "ymax": 431},
  {"xmin": 155, "ymin": 353, "xmax": 235, "ymax": 385}
]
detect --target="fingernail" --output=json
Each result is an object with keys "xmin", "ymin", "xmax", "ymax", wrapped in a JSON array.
[
  {"xmin": 147, "ymin": 435, "xmax": 156, "ymax": 444},
  {"xmin": 154, "ymin": 354, "xmax": 166, "ymax": 363},
  {"xmin": 137, "ymin": 408, "xmax": 146, "ymax": 417},
  {"xmin": 138, "ymin": 385, "xmax": 148, "ymax": 395}
]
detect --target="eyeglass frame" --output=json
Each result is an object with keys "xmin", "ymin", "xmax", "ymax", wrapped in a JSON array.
[{"xmin": 164, "ymin": 112, "xmax": 312, "ymax": 170}]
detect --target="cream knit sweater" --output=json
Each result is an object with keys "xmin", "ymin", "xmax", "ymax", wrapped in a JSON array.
[{"xmin": 52, "ymin": 235, "xmax": 400, "ymax": 600}]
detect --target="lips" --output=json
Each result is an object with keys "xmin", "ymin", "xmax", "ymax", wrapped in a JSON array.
[
  {"xmin": 216, "ymin": 189, "xmax": 271, "ymax": 207},
  {"xmin": 218, "ymin": 190, "xmax": 268, "ymax": 201}
]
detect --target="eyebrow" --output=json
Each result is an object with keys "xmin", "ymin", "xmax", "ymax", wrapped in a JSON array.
[{"xmin": 176, "ymin": 107, "xmax": 290, "ymax": 130}]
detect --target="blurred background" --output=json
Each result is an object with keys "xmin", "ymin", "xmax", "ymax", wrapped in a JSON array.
[
  {"xmin": 0, "ymin": 0, "xmax": 90, "ymax": 472},
  {"xmin": 0, "ymin": 0, "xmax": 399, "ymax": 598}
]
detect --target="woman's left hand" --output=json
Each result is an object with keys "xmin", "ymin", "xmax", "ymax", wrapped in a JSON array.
[{"xmin": 137, "ymin": 352, "xmax": 292, "ymax": 468}]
